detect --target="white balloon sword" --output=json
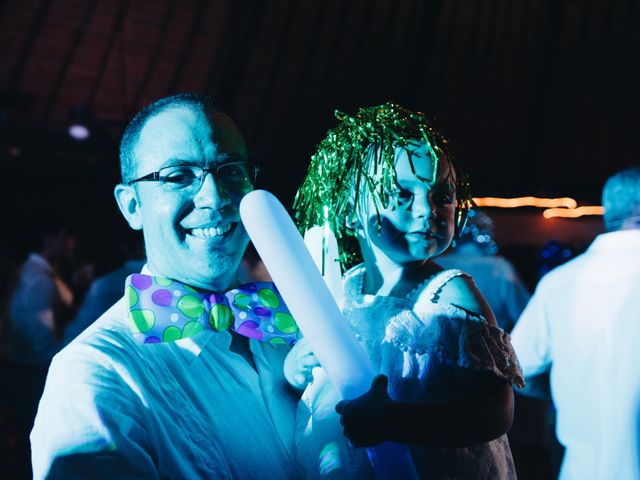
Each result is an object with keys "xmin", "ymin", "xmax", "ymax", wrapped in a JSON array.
[{"xmin": 240, "ymin": 190, "xmax": 418, "ymax": 479}]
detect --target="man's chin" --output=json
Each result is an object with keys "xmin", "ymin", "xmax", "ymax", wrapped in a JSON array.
[
  {"xmin": 180, "ymin": 268, "xmax": 238, "ymax": 291},
  {"xmin": 192, "ymin": 253, "xmax": 245, "ymax": 289}
]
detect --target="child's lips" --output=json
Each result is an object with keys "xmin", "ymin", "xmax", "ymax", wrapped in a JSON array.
[
  {"xmin": 408, "ymin": 229, "xmax": 436, "ymax": 237},
  {"xmin": 406, "ymin": 230, "xmax": 437, "ymax": 241}
]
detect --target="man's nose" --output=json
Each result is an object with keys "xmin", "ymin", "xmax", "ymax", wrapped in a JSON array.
[{"xmin": 193, "ymin": 171, "xmax": 231, "ymax": 209}]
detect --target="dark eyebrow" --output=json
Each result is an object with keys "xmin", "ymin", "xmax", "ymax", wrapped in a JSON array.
[
  {"xmin": 213, "ymin": 152, "xmax": 246, "ymax": 163},
  {"xmin": 158, "ymin": 158, "xmax": 195, "ymax": 168},
  {"xmin": 159, "ymin": 154, "xmax": 246, "ymax": 169},
  {"xmin": 432, "ymin": 180, "xmax": 455, "ymax": 189}
]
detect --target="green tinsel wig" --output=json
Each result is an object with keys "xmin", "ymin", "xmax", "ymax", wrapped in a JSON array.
[{"xmin": 294, "ymin": 102, "xmax": 472, "ymax": 268}]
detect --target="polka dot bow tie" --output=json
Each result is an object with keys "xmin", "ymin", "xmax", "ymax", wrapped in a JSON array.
[{"xmin": 125, "ymin": 273, "xmax": 299, "ymax": 346}]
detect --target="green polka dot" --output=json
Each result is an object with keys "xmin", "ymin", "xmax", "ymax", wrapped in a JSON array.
[
  {"xmin": 126, "ymin": 286, "xmax": 138, "ymax": 307},
  {"xmin": 274, "ymin": 312, "xmax": 297, "ymax": 334},
  {"xmin": 163, "ymin": 326, "xmax": 182, "ymax": 342},
  {"xmin": 177, "ymin": 295, "xmax": 205, "ymax": 319},
  {"xmin": 184, "ymin": 285, "xmax": 198, "ymax": 293},
  {"xmin": 258, "ymin": 289, "xmax": 280, "ymax": 309},
  {"xmin": 268, "ymin": 337, "xmax": 286, "ymax": 345},
  {"xmin": 209, "ymin": 304, "xmax": 234, "ymax": 331},
  {"xmin": 233, "ymin": 293, "xmax": 251, "ymax": 310},
  {"xmin": 155, "ymin": 277, "xmax": 172, "ymax": 286},
  {"xmin": 182, "ymin": 321, "xmax": 204, "ymax": 339},
  {"xmin": 128, "ymin": 309, "xmax": 155, "ymax": 333}
]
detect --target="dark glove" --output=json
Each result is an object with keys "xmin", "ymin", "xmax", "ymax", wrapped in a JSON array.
[{"xmin": 335, "ymin": 375, "xmax": 391, "ymax": 447}]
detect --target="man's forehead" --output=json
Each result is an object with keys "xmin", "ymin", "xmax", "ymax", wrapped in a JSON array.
[{"xmin": 133, "ymin": 105, "xmax": 247, "ymax": 164}]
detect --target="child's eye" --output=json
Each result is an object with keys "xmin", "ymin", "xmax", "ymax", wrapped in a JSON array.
[
  {"xmin": 396, "ymin": 188, "xmax": 413, "ymax": 203},
  {"xmin": 432, "ymin": 188, "xmax": 455, "ymax": 205}
]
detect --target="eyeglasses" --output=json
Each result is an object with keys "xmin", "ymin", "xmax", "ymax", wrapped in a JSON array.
[{"xmin": 128, "ymin": 161, "xmax": 259, "ymax": 194}]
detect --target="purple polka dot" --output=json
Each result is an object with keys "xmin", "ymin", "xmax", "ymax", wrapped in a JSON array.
[
  {"xmin": 144, "ymin": 336, "xmax": 161, "ymax": 344},
  {"xmin": 254, "ymin": 306, "xmax": 270, "ymax": 317},
  {"xmin": 131, "ymin": 274, "xmax": 153, "ymax": 290},
  {"xmin": 151, "ymin": 289, "xmax": 173, "ymax": 307},
  {"xmin": 210, "ymin": 293, "xmax": 225, "ymax": 304},
  {"xmin": 243, "ymin": 284, "xmax": 258, "ymax": 292},
  {"xmin": 236, "ymin": 321, "xmax": 263, "ymax": 340}
]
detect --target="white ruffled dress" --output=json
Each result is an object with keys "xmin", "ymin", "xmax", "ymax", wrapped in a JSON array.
[{"xmin": 296, "ymin": 266, "xmax": 525, "ymax": 479}]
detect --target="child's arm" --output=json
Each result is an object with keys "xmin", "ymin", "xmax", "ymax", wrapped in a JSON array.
[
  {"xmin": 437, "ymin": 274, "xmax": 499, "ymax": 327},
  {"xmin": 337, "ymin": 370, "xmax": 513, "ymax": 448},
  {"xmin": 283, "ymin": 337, "xmax": 320, "ymax": 391},
  {"xmin": 336, "ymin": 275, "xmax": 515, "ymax": 448}
]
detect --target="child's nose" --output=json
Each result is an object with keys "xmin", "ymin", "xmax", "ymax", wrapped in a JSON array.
[{"xmin": 412, "ymin": 193, "xmax": 435, "ymax": 219}]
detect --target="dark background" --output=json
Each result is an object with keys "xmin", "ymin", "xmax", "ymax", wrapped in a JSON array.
[{"xmin": 0, "ymin": 0, "xmax": 638, "ymax": 268}]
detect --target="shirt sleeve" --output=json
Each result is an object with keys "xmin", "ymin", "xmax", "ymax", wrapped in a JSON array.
[
  {"xmin": 510, "ymin": 284, "xmax": 552, "ymax": 377},
  {"xmin": 30, "ymin": 344, "xmax": 159, "ymax": 480}
]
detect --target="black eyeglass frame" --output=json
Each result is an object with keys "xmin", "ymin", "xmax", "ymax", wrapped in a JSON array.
[{"xmin": 126, "ymin": 161, "xmax": 260, "ymax": 190}]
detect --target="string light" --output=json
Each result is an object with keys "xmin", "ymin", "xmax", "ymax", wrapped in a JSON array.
[
  {"xmin": 473, "ymin": 197, "xmax": 578, "ymax": 209},
  {"xmin": 472, "ymin": 196, "xmax": 603, "ymax": 219},
  {"xmin": 543, "ymin": 206, "xmax": 604, "ymax": 219}
]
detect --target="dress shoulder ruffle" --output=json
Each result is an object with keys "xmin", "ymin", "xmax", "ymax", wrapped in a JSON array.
[
  {"xmin": 342, "ymin": 265, "xmax": 524, "ymax": 388},
  {"xmin": 385, "ymin": 307, "xmax": 525, "ymax": 388}
]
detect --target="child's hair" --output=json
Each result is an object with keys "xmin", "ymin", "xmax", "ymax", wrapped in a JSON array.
[{"xmin": 294, "ymin": 102, "xmax": 472, "ymax": 267}]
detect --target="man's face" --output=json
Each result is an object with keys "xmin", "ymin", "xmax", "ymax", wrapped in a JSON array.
[
  {"xmin": 358, "ymin": 142, "xmax": 456, "ymax": 266},
  {"xmin": 124, "ymin": 105, "xmax": 251, "ymax": 290}
]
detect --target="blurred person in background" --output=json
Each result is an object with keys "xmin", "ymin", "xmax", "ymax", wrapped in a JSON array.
[
  {"xmin": 63, "ymin": 231, "xmax": 145, "ymax": 344},
  {"xmin": 0, "ymin": 218, "xmax": 90, "ymax": 479},
  {"xmin": 512, "ymin": 166, "xmax": 640, "ymax": 480}
]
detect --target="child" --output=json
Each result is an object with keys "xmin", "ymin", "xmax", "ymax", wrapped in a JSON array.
[{"xmin": 287, "ymin": 103, "xmax": 524, "ymax": 479}]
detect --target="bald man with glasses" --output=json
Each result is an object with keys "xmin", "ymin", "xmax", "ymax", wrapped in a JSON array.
[{"xmin": 31, "ymin": 94, "xmax": 304, "ymax": 479}]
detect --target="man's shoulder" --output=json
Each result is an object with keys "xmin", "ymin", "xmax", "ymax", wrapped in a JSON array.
[{"xmin": 536, "ymin": 251, "xmax": 591, "ymax": 290}]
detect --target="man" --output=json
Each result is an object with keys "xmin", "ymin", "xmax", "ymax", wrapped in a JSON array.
[
  {"xmin": 31, "ymin": 94, "xmax": 303, "ymax": 478},
  {"xmin": 511, "ymin": 166, "xmax": 640, "ymax": 479}
]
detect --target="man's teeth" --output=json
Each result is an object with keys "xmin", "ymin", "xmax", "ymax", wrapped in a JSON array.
[{"xmin": 190, "ymin": 224, "xmax": 232, "ymax": 238}]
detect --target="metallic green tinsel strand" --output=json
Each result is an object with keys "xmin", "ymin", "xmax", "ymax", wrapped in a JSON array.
[{"xmin": 293, "ymin": 102, "xmax": 472, "ymax": 271}]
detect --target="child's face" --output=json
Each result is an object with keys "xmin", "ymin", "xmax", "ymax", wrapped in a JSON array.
[{"xmin": 358, "ymin": 141, "xmax": 456, "ymax": 266}]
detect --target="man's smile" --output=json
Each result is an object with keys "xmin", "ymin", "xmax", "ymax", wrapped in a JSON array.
[{"xmin": 185, "ymin": 222, "xmax": 236, "ymax": 242}]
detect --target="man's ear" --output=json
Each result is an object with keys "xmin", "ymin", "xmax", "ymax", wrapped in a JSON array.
[{"xmin": 114, "ymin": 184, "xmax": 143, "ymax": 230}]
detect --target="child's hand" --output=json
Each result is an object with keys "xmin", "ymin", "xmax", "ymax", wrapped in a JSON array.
[
  {"xmin": 335, "ymin": 375, "xmax": 391, "ymax": 447},
  {"xmin": 283, "ymin": 337, "xmax": 320, "ymax": 390}
]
